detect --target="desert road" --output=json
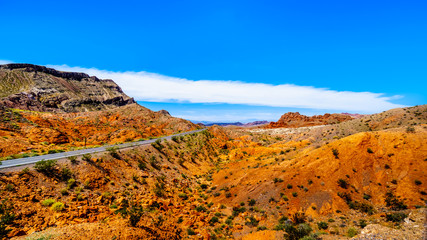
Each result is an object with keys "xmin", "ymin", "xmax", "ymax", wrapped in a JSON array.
[{"xmin": 0, "ymin": 128, "xmax": 206, "ymax": 170}]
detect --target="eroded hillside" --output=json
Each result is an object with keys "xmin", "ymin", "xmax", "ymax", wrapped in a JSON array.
[
  {"xmin": 0, "ymin": 105, "xmax": 426, "ymax": 239},
  {"xmin": 0, "ymin": 103, "xmax": 198, "ymax": 158}
]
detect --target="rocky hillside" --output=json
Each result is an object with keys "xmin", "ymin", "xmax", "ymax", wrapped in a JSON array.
[
  {"xmin": 267, "ymin": 112, "xmax": 353, "ymax": 128},
  {"xmin": 0, "ymin": 64, "xmax": 135, "ymax": 113},
  {"xmin": 0, "ymin": 103, "xmax": 198, "ymax": 159}
]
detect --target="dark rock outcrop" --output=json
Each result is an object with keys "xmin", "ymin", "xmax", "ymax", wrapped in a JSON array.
[{"xmin": 0, "ymin": 64, "xmax": 135, "ymax": 112}]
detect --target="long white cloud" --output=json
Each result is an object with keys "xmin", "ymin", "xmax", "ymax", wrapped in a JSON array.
[{"xmin": 38, "ymin": 64, "xmax": 404, "ymax": 113}]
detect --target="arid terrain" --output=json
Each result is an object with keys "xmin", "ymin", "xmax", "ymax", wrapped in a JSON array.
[{"xmin": 0, "ymin": 64, "xmax": 426, "ymax": 240}]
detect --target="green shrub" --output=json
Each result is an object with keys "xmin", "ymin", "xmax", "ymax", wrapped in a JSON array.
[
  {"xmin": 5, "ymin": 184, "xmax": 14, "ymax": 192},
  {"xmin": 347, "ymin": 227, "xmax": 358, "ymax": 237},
  {"xmin": 187, "ymin": 228, "xmax": 196, "ymax": 235},
  {"xmin": 317, "ymin": 221, "xmax": 328, "ymax": 230},
  {"xmin": 273, "ymin": 178, "xmax": 284, "ymax": 183},
  {"xmin": 106, "ymin": 147, "xmax": 121, "ymax": 159},
  {"xmin": 287, "ymin": 184, "xmax": 293, "ymax": 189},
  {"xmin": 209, "ymin": 216, "xmax": 219, "ymax": 225},
  {"xmin": 291, "ymin": 212, "xmax": 306, "ymax": 224},
  {"xmin": 284, "ymin": 223, "xmax": 312, "ymax": 240},
  {"xmin": 257, "ymin": 226, "xmax": 267, "ymax": 231},
  {"xmin": 178, "ymin": 193, "xmax": 188, "ymax": 200},
  {"xmin": 67, "ymin": 156, "xmax": 78, "ymax": 164},
  {"xmin": 195, "ymin": 205, "xmax": 207, "ymax": 212},
  {"xmin": 245, "ymin": 216, "xmax": 259, "ymax": 227},
  {"xmin": 41, "ymin": 199, "xmax": 56, "ymax": 207},
  {"xmin": 359, "ymin": 219, "xmax": 367, "ymax": 228},
  {"xmin": 332, "ymin": 148, "xmax": 339, "ymax": 159},
  {"xmin": 60, "ymin": 167, "xmax": 72, "ymax": 181},
  {"xmin": 385, "ymin": 191, "xmax": 407, "ymax": 210},
  {"xmin": 248, "ymin": 199, "xmax": 256, "ymax": 206},
  {"xmin": 385, "ymin": 212, "xmax": 407, "ymax": 223},
  {"xmin": 82, "ymin": 153, "xmax": 92, "ymax": 161},
  {"xmin": 34, "ymin": 159, "xmax": 57, "ymax": 174},
  {"xmin": 137, "ymin": 160, "xmax": 147, "ymax": 170},
  {"xmin": 337, "ymin": 179, "xmax": 349, "ymax": 189},
  {"xmin": 51, "ymin": 202, "xmax": 65, "ymax": 212},
  {"xmin": 67, "ymin": 178, "xmax": 76, "ymax": 189},
  {"xmin": 292, "ymin": 192, "xmax": 298, "ymax": 197}
]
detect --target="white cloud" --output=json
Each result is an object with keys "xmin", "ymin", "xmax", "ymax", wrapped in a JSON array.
[
  {"xmin": 0, "ymin": 60, "xmax": 13, "ymax": 65},
  {"xmin": 46, "ymin": 64, "xmax": 404, "ymax": 113}
]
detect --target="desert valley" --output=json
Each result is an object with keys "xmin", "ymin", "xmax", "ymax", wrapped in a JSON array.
[{"xmin": 0, "ymin": 64, "xmax": 425, "ymax": 240}]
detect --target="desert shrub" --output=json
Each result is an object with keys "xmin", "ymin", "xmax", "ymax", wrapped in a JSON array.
[
  {"xmin": 106, "ymin": 147, "xmax": 120, "ymax": 159},
  {"xmin": 332, "ymin": 148, "xmax": 339, "ymax": 159},
  {"xmin": 292, "ymin": 192, "xmax": 298, "ymax": 197},
  {"xmin": 385, "ymin": 212, "xmax": 407, "ymax": 223},
  {"xmin": 67, "ymin": 178, "xmax": 76, "ymax": 189},
  {"xmin": 337, "ymin": 179, "xmax": 349, "ymax": 189},
  {"xmin": 60, "ymin": 167, "xmax": 72, "ymax": 181},
  {"xmin": 385, "ymin": 191, "xmax": 407, "ymax": 210},
  {"xmin": 41, "ymin": 199, "xmax": 56, "ymax": 206},
  {"xmin": 128, "ymin": 205, "xmax": 144, "ymax": 227},
  {"xmin": 67, "ymin": 156, "xmax": 78, "ymax": 164},
  {"xmin": 349, "ymin": 201, "xmax": 375, "ymax": 215},
  {"xmin": 257, "ymin": 226, "xmax": 267, "ymax": 231},
  {"xmin": 153, "ymin": 181, "xmax": 165, "ymax": 197},
  {"xmin": 363, "ymin": 193, "xmax": 372, "ymax": 200},
  {"xmin": 5, "ymin": 184, "xmax": 14, "ymax": 192},
  {"xmin": 273, "ymin": 178, "xmax": 284, "ymax": 183},
  {"xmin": 287, "ymin": 184, "xmax": 293, "ymax": 189},
  {"xmin": 284, "ymin": 223, "xmax": 312, "ymax": 240},
  {"xmin": 178, "ymin": 193, "xmax": 188, "ymax": 200},
  {"xmin": 367, "ymin": 148, "xmax": 374, "ymax": 154},
  {"xmin": 317, "ymin": 221, "xmax": 328, "ymax": 230},
  {"xmin": 51, "ymin": 202, "xmax": 64, "ymax": 211},
  {"xmin": 225, "ymin": 192, "xmax": 232, "ymax": 198},
  {"xmin": 347, "ymin": 227, "xmax": 358, "ymax": 237},
  {"xmin": 82, "ymin": 153, "xmax": 92, "ymax": 161},
  {"xmin": 291, "ymin": 212, "xmax": 306, "ymax": 224},
  {"xmin": 195, "ymin": 205, "xmax": 207, "ymax": 212},
  {"xmin": 0, "ymin": 199, "xmax": 15, "ymax": 238},
  {"xmin": 209, "ymin": 216, "xmax": 219, "ymax": 225},
  {"xmin": 406, "ymin": 126, "xmax": 415, "ymax": 133},
  {"xmin": 137, "ymin": 160, "xmax": 147, "ymax": 170},
  {"xmin": 248, "ymin": 199, "xmax": 256, "ymax": 206},
  {"xmin": 414, "ymin": 179, "xmax": 422, "ymax": 185},
  {"xmin": 34, "ymin": 159, "xmax": 57, "ymax": 174},
  {"xmin": 151, "ymin": 139, "xmax": 164, "ymax": 151},
  {"xmin": 359, "ymin": 219, "xmax": 367, "ymax": 228},
  {"xmin": 149, "ymin": 156, "xmax": 160, "ymax": 170},
  {"xmin": 245, "ymin": 216, "xmax": 259, "ymax": 227},
  {"xmin": 187, "ymin": 228, "xmax": 196, "ymax": 235}
]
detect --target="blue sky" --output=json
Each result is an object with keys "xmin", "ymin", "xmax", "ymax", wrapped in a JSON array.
[{"xmin": 0, "ymin": 0, "xmax": 426, "ymax": 122}]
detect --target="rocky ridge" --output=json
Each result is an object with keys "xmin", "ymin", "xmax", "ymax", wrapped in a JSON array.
[
  {"xmin": 267, "ymin": 112, "xmax": 353, "ymax": 128},
  {"xmin": 0, "ymin": 64, "xmax": 135, "ymax": 113}
]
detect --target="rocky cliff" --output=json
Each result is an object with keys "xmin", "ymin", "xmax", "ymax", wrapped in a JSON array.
[
  {"xmin": 0, "ymin": 64, "xmax": 135, "ymax": 112},
  {"xmin": 267, "ymin": 112, "xmax": 353, "ymax": 128}
]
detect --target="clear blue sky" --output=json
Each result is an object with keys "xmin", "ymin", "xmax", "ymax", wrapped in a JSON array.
[{"xmin": 0, "ymin": 0, "xmax": 426, "ymax": 122}]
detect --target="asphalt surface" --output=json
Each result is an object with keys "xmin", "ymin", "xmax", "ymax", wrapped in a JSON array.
[{"xmin": 0, "ymin": 128, "xmax": 206, "ymax": 170}]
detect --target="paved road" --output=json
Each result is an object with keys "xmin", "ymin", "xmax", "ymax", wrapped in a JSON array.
[{"xmin": 0, "ymin": 128, "xmax": 206, "ymax": 169}]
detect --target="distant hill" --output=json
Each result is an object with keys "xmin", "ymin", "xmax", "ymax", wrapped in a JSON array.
[
  {"xmin": 196, "ymin": 120, "xmax": 269, "ymax": 127},
  {"xmin": 266, "ymin": 112, "xmax": 353, "ymax": 128},
  {"xmin": 0, "ymin": 63, "xmax": 135, "ymax": 113}
]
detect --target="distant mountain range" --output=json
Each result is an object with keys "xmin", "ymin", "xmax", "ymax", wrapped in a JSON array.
[{"xmin": 194, "ymin": 120, "xmax": 269, "ymax": 127}]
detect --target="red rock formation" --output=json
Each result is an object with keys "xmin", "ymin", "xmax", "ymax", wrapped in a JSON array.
[{"xmin": 266, "ymin": 112, "xmax": 352, "ymax": 128}]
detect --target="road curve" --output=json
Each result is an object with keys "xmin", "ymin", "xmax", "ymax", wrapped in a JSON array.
[{"xmin": 0, "ymin": 128, "xmax": 206, "ymax": 170}]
